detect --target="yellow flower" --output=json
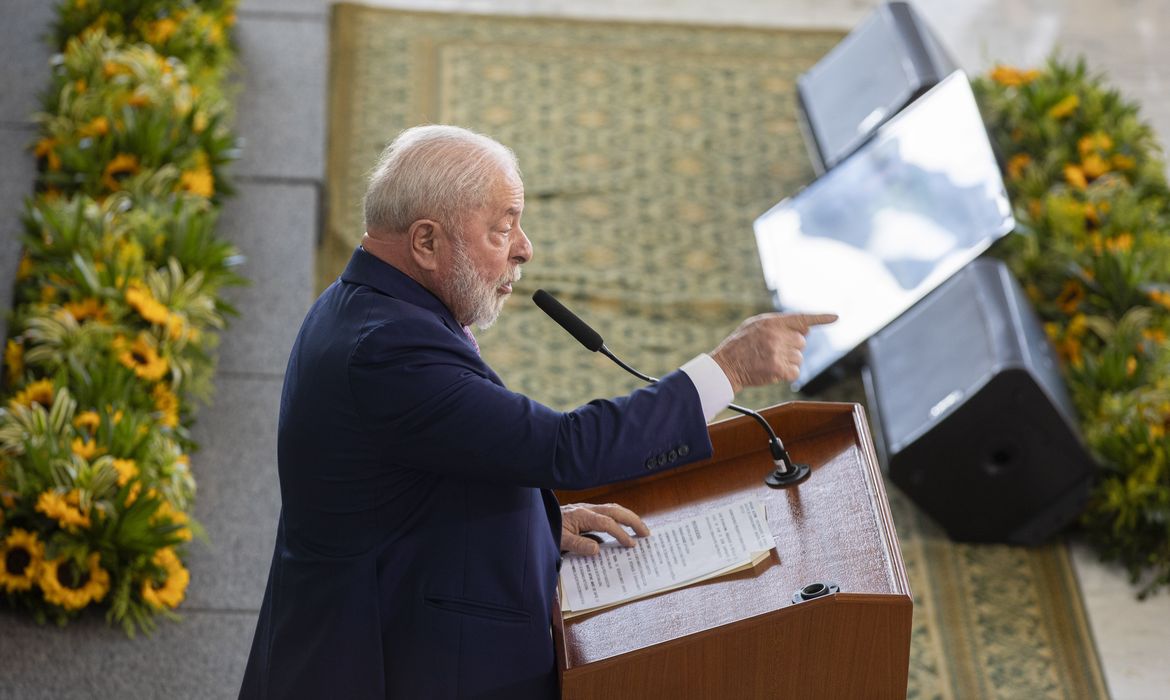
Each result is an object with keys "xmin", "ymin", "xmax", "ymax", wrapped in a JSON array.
[
  {"xmin": 5, "ymin": 339, "xmax": 24, "ymax": 384},
  {"xmin": 36, "ymin": 490, "xmax": 91, "ymax": 532},
  {"xmin": 125, "ymin": 282, "xmax": 170, "ymax": 326},
  {"xmin": 153, "ymin": 383, "xmax": 180, "ymax": 428},
  {"xmin": 989, "ymin": 65, "xmax": 1041, "ymax": 88},
  {"xmin": 143, "ymin": 17, "xmax": 178, "ymax": 44},
  {"xmin": 1056, "ymin": 279, "xmax": 1085, "ymax": 313},
  {"xmin": 110, "ymin": 458, "xmax": 139, "ymax": 487},
  {"xmin": 77, "ymin": 116, "xmax": 110, "ymax": 138},
  {"xmin": 0, "ymin": 529, "xmax": 45, "ymax": 593},
  {"xmin": 33, "ymin": 138, "xmax": 61, "ymax": 172},
  {"xmin": 102, "ymin": 60, "xmax": 129, "ymax": 79},
  {"xmin": 1048, "ymin": 94, "xmax": 1080, "ymax": 119},
  {"xmin": 71, "ymin": 437, "xmax": 104, "ymax": 461},
  {"xmin": 16, "ymin": 254, "xmax": 34, "ymax": 281},
  {"xmin": 63, "ymin": 297, "xmax": 110, "ymax": 323},
  {"xmin": 192, "ymin": 110, "xmax": 208, "ymax": 134},
  {"xmin": 1126, "ymin": 356, "xmax": 1138, "ymax": 377},
  {"xmin": 1112, "ymin": 154, "xmax": 1136, "ymax": 170},
  {"xmin": 1106, "ymin": 233, "xmax": 1134, "ymax": 254},
  {"xmin": 179, "ymin": 165, "xmax": 214, "ymax": 198},
  {"xmin": 1077, "ymin": 132, "xmax": 1114, "ymax": 158},
  {"xmin": 73, "ymin": 78, "xmax": 87, "ymax": 93},
  {"xmin": 11, "ymin": 379, "xmax": 55, "ymax": 409},
  {"xmin": 73, "ymin": 410, "xmax": 101, "ymax": 434},
  {"xmin": 115, "ymin": 334, "xmax": 169, "ymax": 381},
  {"xmin": 39, "ymin": 552, "xmax": 110, "ymax": 610},
  {"xmin": 1082, "ymin": 154, "xmax": 1110, "ymax": 179},
  {"xmin": 1148, "ymin": 289, "xmax": 1170, "ymax": 310},
  {"xmin": 153, "ymin": 499, "xmax": 193, "ymax": 542},
  {"xmin": 1006, "ymin": 153, "xmax": 1031, "ymax": 181},
  {"xmin": 165, "ymin": 314, "xmax": 187, "ymax": 342},
  {"xmin": 141, "ymin": 547, "xmax": 190, "ymax": 609},
  {"xmin": 1064, "ymin": 164, "xmax": 1088, "ymax": 190},
  {"xmin": 102, "ymin": 153, "xmax": 140, "ymax": 192},
  {"xmin": 126, "ymin": 91, "xmax": 152, "ymax": 108},
  {"xmin": 124, "ymin": 482, "xmax": 142, "ymax": 507},
  {"xmin": 1142, "ymin": 328, "xmax": 1167, "ymax": 345}
]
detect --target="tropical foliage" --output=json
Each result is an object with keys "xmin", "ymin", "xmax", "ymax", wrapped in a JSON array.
[
  {"xmin": 975, "ymin": 59, "xmax": 1170, "ymax": 597},
  {"xmin": 0, "ymin": 0, "xmax": 241, "ymax": 634}
]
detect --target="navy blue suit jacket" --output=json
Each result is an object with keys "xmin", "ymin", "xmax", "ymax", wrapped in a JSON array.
[{"xmin": 240, "ymin": 248, "xmax": 713, "ymax": 699}]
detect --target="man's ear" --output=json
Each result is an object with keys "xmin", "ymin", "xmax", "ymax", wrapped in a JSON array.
[{"xmin": 408, "ymin": 219, "xmax": 441, "ymax": 271}]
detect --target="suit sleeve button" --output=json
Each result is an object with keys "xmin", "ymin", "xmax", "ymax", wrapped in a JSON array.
[
  {"xmin": 645, "ymin": 458, "xmax": 656, "ymax": 470},
  {"xmin": 668, "ymin": 449, "xmax": 678, "ymax": 462},
  {"xmin": 657, "ymin": 454, "xmax": 668, "ymax": 466},
  {"xmin": 679, "ymin": 444, "xmax": 690, "ymax": 457}
]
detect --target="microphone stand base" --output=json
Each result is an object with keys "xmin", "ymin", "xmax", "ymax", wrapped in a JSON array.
[{"xmin": 764, "ymin": 462, "xmax": 811, "ymax": 489}]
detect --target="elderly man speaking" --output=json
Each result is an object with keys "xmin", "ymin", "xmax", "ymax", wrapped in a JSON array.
[{"xmin": 239, "ymin": 125, "xmax": 835, "ymax": 699}]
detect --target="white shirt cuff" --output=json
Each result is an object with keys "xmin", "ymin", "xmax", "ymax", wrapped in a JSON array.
[{"xmin": 680, "ymin": 353, "xmax": 735, "ymax": 422}]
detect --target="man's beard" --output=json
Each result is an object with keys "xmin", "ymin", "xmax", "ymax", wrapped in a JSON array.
[{"xmin": 445, "ymin": 240, "xmax": 521, "ymax": 330}]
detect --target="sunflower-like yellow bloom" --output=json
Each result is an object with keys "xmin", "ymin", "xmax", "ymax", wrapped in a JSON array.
[
  {"xmin": 141, "ymin": 547, "xmax": 190, "ymax": 609},
  {"xmin": 115, "ymin": 334, "xmax": 169, "ymax": 381},
  {"xmin": 71, "ymin": 437, "xmax": 105, "ymax": 461},
  {"xmin": 111, "ymin": 458, "xmax": 139, "ymax": 487},
  {"xmin": 73, "ymin": 410, "xmax": 101, "ymax": 434},
  {"xmin": 4, "ymin": 339, "xmax": 23, "ymax": 384},
  {"xmin": 102, "ymin": 153, "xmax": 140, "ymax": 192},
  {"xmin": 179, "ymin": 165, "xmax": 214, "ymax": 198},
  {"xmin": 1006, "ymin": 153, "xmax": 1031, "ymax": 181},
  {"xmin": 1141, "ymin": 292, "xmax": 1170, "ymax": 311},
  {"xmin": 1082, "ymin": 154, "xmax": 1110, "ymax": 180},
  {"xmin": 1056, "ymin": 280, "xmax": 1085, "ymax": 314},
  {"xmin": 143, "ymin": 17, "xmax": 178, "ymax": 44},
  {"xmin": 36, "ymin": 490, "xmax": 92, "ymax": 532},
  {"xmin": 39, "ymin": 552, "xmax": 110, "ymax": 610},
  {"xmin": 16, "ymin": 254, "xmax": 33, "ymax": 281},
  {"xmin": 153, "ymin": 499, "xmax": 193, "ymax": 541},
  {"xmin": 63, "ymin": 297, "xmax": 110, "ymax": 323},
  {"xmin": 1064, "ymin": 164, "xmax": 1088, "ymax": 190},
  {"xmin": 989, "ymin": 65, "xmax": 1041, "ymax": 88},
  {"xmin": 0, "ymin": 529, "xmax": 45, "ymax": 593},
  {"xmin": 77, "ymin": 116, "xmax": 110, "ymax": 138},
  {"xmin": 11, "ymin": 379, "xmax": 55, "ymax": 409},
  {"xmin": 125, "ymin": 282, "xmax": 170, "ymax": 326},
  {"xmin": 1106, "ymin": 233, "xmax": 1134, "ymax": 254},
  {"xmin": 153, "ymin": 383, "xmax": 180, "ymax": 428},
  {"xmin": 1047, "ymin": 94, "xmax": 1080, "ymax": 120},
  {"xmin": 33, "ymin": 138, "xmax": 61, "ymax": 172},
  {"xmin": 1077, "ymin": 132, "xmax": 1114, "ymax": 158}
]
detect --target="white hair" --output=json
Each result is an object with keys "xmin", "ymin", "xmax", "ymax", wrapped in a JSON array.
[{"xmin": 363, "ymin": 125, "xmax": 519, "ymax": 234}]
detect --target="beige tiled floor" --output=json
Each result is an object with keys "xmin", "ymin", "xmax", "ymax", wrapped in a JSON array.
[{"xmin": 356, "ymin": 1, "xmax": 1170, "ymax": 697}]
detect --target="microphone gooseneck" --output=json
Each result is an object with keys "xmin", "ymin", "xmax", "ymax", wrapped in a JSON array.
[{"xmin": 532, "ymin": 289, "xmax": 810, "ymax": 488}]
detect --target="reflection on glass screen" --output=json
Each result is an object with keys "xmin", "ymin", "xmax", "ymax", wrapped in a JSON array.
[{"xmin": 753, "ymin": 71, "xmax": 1014, "ymax": 390}]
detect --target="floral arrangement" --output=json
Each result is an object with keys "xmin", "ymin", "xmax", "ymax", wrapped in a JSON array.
[
  {"xmin": 975, "ymin": 59, "xmax": 1170, "ymax": 597},
  {"xmin": 0, "ymin": 0, "xmax": 240, "ymax": 634}
]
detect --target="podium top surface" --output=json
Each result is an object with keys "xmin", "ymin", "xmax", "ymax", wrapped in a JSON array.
[{"xmin": 555, "ymin": 402, "xmax": 909, "ymax": 671}]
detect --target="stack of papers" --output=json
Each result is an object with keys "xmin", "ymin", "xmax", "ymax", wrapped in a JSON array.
[{"xmin": 560, "ymin": 498, "xmax": 776, "ymax": 618}]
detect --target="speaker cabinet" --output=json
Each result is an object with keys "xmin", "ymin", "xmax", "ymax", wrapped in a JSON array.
[
  {"xmin": 796, "ymin": 1, "xmax": 956, "ymax": 173},
  {"xmin": 863, "ymin": 258, "xmax": 1095, "ymax": 545}
]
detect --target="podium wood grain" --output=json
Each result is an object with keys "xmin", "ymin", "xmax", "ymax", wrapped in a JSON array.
[{"xmin": 554, "ymin": 402, "xmax": 912, "ymax": 699}]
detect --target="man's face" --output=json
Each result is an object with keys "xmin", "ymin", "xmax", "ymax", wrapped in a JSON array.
[{"xmin": 441, "ymin": 169, "xmax": 531, "ymax": 329}]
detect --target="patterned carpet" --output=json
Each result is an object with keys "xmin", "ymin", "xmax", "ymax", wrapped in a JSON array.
[{"xmin": 326, "ymin": 5, "xmax": 1109, "ymax": 697}]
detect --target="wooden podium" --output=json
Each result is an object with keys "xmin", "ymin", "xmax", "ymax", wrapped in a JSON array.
[{"xmin": 554, "ymin": 402, "xmax": 912, "ymax": 699}]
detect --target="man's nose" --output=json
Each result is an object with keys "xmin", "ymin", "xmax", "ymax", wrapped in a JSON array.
[{"xmin": 512, "ymin": 227, "xmax": 533, "ymax": 264}]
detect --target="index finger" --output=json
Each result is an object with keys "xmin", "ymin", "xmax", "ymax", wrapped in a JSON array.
[
  {"xmin": 591, "ymin": 503, "xmax": 651, "ymax": 538},
  {"xmin": 789, "ymin": 313, "xmax": 838, "ymax": 332}
]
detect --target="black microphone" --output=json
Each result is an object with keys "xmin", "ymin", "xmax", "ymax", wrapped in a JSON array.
[{"xmin": 533, "ymin": 289, "xmax": 810, "ymax": 488}]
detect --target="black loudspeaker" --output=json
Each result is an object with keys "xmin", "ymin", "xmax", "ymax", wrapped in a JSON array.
[
  {"xmin": 796, "ymin": 1, "xmax": 956, "ymax": 173},
  {"xmin": 863, "ymin": 259, "xmax": 1095, "ymax": 545}
]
